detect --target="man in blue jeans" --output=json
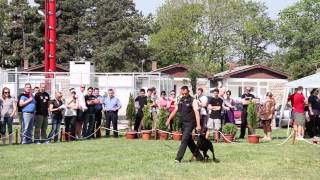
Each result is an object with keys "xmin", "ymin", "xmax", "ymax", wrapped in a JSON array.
[{"xmin": 19, "ymin": 83, "xmax": 36, "ymax": 144}]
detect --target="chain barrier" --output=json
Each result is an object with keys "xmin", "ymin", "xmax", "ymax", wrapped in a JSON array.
[{"xmin": 2, "ymin": 125, "xmax": 319, "ymax": 147}]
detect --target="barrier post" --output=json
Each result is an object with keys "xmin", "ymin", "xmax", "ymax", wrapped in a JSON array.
[
  {"xmin": 15, "ymin": 129, "xmax": 18, "ymax": 144},
  {"xmin": 60, "ymin": 128, "xmax": 63, "ymax": 142}
]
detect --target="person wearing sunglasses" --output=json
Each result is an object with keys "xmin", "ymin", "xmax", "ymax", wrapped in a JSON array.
[{"xmin": 0, "ymin": 87, "xmax": 17, "ymax": 144}]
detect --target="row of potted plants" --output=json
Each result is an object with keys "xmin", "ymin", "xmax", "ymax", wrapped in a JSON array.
[{"xmin": 126, "ymin": 94, "xmax": 260, "ymax": 143}]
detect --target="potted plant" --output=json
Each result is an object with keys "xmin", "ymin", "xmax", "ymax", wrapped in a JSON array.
[
  {"xmin": 157, "ymin": 108, "xmax": 169, "ymax": 140},
  {"xmin": 141, "ymin": 105, "xmax": 153, "ymax": 140},
  {"xmin": 172, "ymin": 112, "xmax": 182, "ymax": 141},
  {"xmin": 247, "ymin": 100, "xmax": 260, "ymax": 144},
  {"xmin": 125, "ymin": 93, "xmax": 136, "ymax": 139},
  {"xmin": 222, "ymin": 123, "xmax": 238, "ymax": 143}
]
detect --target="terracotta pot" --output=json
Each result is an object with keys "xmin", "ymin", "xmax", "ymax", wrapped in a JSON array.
[
  {"xmin": 141, "ymin": 131, "xmax": 152, "ymax": 140},
  {"xmin": 248, "ymin": 134, "xmax": 260, "ymax": 144},
  {"xmin": 125, "ymin": 131, "xmax": 136, "ymax": 140},
  {"xmin": 172, "ymin": 131, "xmax": 182, "ymax": 141},
  {"xmin": 223, "ymin": 134, "xmax": 235, "ymax": 143},
  {"xmin": 158, "ymin": 131, "xmax": 169, "ymax": 140}
]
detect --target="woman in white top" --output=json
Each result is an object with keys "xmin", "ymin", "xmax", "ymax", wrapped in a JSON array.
[
  {"xmin": 0, "ymin": 87, "xmax": 17, "ymax": 144},
  {"xmin": 64, "ymin": 89, "xmax": 79, "ymax": 141}
]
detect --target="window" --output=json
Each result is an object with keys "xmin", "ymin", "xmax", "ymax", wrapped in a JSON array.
[{"xmin": 8, "ymin": 73, "xmax": 15, "ymax": 82}]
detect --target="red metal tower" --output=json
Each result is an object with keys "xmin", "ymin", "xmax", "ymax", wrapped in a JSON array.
[{"xmin": 44, "ymin": 0, "xmax": 56, "ymax": 78}]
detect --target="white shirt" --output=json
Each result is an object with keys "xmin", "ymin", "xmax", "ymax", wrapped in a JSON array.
[
  {"xmin": 76, "ymin": 90, "xmax": 87, "ymax": 110},
  {"xmin": 198, "ymin": 95, "xmax": 208, "ymax": 115}
]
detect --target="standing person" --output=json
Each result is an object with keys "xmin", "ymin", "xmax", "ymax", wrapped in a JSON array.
[
  {"xmin": 167, "ymin": 90, "xmax": 176, "ymax": 131},
  {"xmin": 293, "ymin": 86, "xmax": 305, "ymax": 140},
  {"xmin": 34, "ymin": 83, "xmax": 50, "ymax": 144},
  {"xmin": 166, "ymin": 86, "xmax": 203, "ymax": 163},
  {"xmin": 150, "ymin": 88, "xmax": 159, "ymax": 130},
  {"xmin": 48, "ymin": 92, "xmax": 64, "ymax": 142},
  {"xmin": 159, "ymin": 91, "xmax": 168, "ymax": 109},
  {"xmin": 196, "ymin": 88, "xmax": 208, "ymax": 128},
  {"xmin": 94, "ymin": 88, "xmax": 103, "ymax": 138},
  {"xmin": 83, "ymin": 87, "xmax": 97, "ymax": 139},
  {"xmin": 16, "ymin": 92, "xmax": 24, "ymax": 143},
  {"xmin": 19, "ymin": 83, "xmax": 36, "ymax": 144},
  {"xmin": 75, "ymin": 84, "xmax": 87, "ymax": 138},
  {"xmin": 239, "ymin": 87, "xmax": 255, "ymax": 139},
  {"xmin": 0, "ymin": 87, "xmax": 17, "ymax": 144},
  {"xmin": 103, "ymin": 89, "xmax": 121, "ymax": 137},
  {"xmin": 33, "ymin": 87, "xmax": 39, "ymax": 96},
  {"xmin": 134, "ymin": 89, "xmax": 147, "ymax": 131},
  {"xmin": 307, "ymin": 88, "xmax": 320, "ymax": 138},
  {"xmin": 64, "ymin": 88, "xmax": 79, "ymax": 141},
  {"xmin": 224, "ymin": 90, "xmax": 235, "ymax": 124},
  {"xmin": 207, "ymin": 88, "xmax": 223, "ymax": 142},
  {"xmin": 259, "ymin": 92, "xmax": 276, "ymax": 141}
]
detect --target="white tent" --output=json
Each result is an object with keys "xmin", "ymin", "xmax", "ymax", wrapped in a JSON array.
[{"xmin": 280, "ymin": 72, "xmax": 320, "ymax": 134}]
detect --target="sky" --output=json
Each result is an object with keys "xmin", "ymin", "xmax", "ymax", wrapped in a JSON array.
[
  {"xmin": 133, "ymin": 0, "xmax": 298, "ymax": 19},
  {"xmin": 29, "ymin": 0, "xmax": 298, "ymax": 19}
]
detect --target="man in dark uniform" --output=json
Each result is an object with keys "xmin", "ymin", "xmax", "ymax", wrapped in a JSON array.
[
  {"xmin": 166, "ymin": 86, "xmax": 203, "ymax": 163},
  {"xmin": 134, "ymin": 89, "xmax": 148, "ymax": 131},
  {"xmin": 239, "ymin": 87, "xmax": 255, "ymax": 139}
]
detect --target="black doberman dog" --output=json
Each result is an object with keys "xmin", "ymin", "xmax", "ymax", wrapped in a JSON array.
[{"xmin": 191, "ymin": 128, "xmax": 218, "ymax": 162}]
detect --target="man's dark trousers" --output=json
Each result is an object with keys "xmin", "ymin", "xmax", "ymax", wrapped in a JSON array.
[
  {"xmin": 105, "ymin": 111, "xmax": 118, "ymax": 137},
  {"xmin": 175, "ymin": 124, "xmax": 201, "ymax": 161}
]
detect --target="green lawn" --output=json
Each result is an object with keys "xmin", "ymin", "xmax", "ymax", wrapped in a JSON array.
[{"xmin": 0, "ymin": 129, "xmax": 319, "ymax": 180}]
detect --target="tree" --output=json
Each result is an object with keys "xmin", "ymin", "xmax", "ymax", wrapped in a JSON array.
[
  {"xmin": 234, "ymin": 1, "xmax": 275, "ymax": 65},
  {"xmin": 149, "ymin": 1, "xmax": 204, "ymax": 67},
  {"xmin": 84, "ymin": 0, "xmax": 153, "ymax": 72},
  {"xmin": 200, "ymin": 0, "xmax": 241, "ymax": 71},
  {"xmin": 0, "ymin": 0, "xmax": 9, "ymax": 68},
  {"xmin": 277, "ymin": 0, "xmax": 320, "ymax": 79},
  {"xmin": 35, "ymin": 0, "xmax": 90, "ymax": 64},
  {"xmin": 1, "ymin": 0, "xmax": 42, "ymax": 68}
]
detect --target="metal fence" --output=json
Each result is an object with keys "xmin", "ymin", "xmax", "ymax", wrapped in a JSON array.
[{"xmin": 0, "ymin": 68, "xmax": 174, "ymax": 117}]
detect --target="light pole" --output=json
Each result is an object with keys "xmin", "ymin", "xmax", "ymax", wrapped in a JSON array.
[{"xmin": 141, "ymin": 59, "xmax": 146, "ymax": 72}]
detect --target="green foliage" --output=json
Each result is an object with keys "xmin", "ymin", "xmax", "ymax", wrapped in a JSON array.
[
  {"xmin": 82, "ymin": 0, "xmax": 153, "ymax": 72},
  {"xmin": 157, "ymin": 108, "xmax": 169, "ymax": 130},
  {"xmin": 277, "ymin": 0, "xmax": 320, "ymax": 79},
  {"xmin": 149, "ymin": 1, "xmax": 204, "ymax": 67},
  {"xmin": 126, "ymin": 93, "xmax": 136, "ymax": 130},
  {"xmin": 150, "ymin": 0, "xmax": 275, "ymax": 80},
  {"xmin": 234, "ymin": 1, "xmax": 275, "ymax": 65},
  {"xmin": 142, "ymin": 105, "xmax": 152, "ymax": 130},
  {"xmin": 0, "ymin": 0, "xmax": 42, "ymax": 68},
  {"xmin": 222, "ymin": 123, "xmax": 238, "ymax": 135},
  {"xmin": 247, "ymin": 100, "xmax": 259, "ymax": 134},
  {"xmin": 172, "ymin": 112, "xmax": 181, "ymax": 131}
]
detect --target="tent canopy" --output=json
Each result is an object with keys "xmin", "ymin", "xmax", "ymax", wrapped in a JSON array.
[
  {"xmin": 286, "ymin": 72, "xmax": 320, "ymax": 88},
  {"xmin": 280, "ymin": 72, "xmax": 320, "ymax": 134}
]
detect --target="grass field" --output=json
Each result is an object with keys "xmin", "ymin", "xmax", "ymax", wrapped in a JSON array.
[{"xmin": 0, "ymin": 129, "xmax": 320, "ymax": 180}]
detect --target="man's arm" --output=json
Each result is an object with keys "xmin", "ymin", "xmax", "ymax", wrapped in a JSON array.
[
  {"xmin": 193, "ymin": 100, "xmax": 201, "ymax": 130},
  {"xmin": 19, "ymin": 96, "xmax": 33, "ymax": 107},
  {"xmin": 115, "ymin": 98, "xmax": 122, "ymax": 111}
]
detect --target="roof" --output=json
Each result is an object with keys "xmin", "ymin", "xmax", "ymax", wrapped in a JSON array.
[
  {"xmin": 151, "ymin": 63, "xmax": 188, "ymax": 72},
  {"xmin": 25, "ymin": 63, "xmax": 69, "ymax": 72},
  {"xmin": 286, "ymin": 72, "xmax": 320, "ymax": 88},
  {"xmin": 214, "ymin": 64, "xmax": 289, "ymax": 79}
]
